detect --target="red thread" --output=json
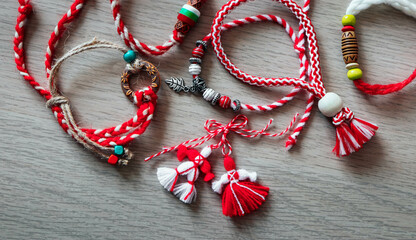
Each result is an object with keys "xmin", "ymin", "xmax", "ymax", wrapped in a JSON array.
[
  {"xmin": 354, "ymin": 68, "xmax": 416, "ymax": 95},
  {"xmin": 14, "ymin": 0, "xmax": 158, "ymax": 163},
  {"xmin": 109, "ymin": 0, "xmax": 206, "ymax": 56}
]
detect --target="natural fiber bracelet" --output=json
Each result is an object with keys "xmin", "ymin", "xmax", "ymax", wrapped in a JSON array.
[
  {"xmin": 110, "ymin": 0, "xmax": 206, "ymax": 56},
  {"xmin": 14, "ymin": 1, "xmax": 160, "ymax": 165},
  {"xmin": 341, "ymin": 0, "xmax": 416, "ymax": 95},
  {"xmin": 167, "ymin": 0, "xmax": 314, "ymax": 150}
]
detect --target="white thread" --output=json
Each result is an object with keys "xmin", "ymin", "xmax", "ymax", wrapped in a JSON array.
[{"xmin": 347, "ymin": 0, "xmax": 416, "ymax": 18}]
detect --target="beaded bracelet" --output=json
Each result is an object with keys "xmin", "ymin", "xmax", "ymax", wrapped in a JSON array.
[
  {"xmin": 341, "ymin": 0, "xmax": 416, "ymax": 95},
  {"xmin": 110, "ymin": 0, "xmax": 206, "ymax": 56},
  {"xmin": 166, "ymin": 0, "xmax": 378, "ymax": 157},
  {"xmin": 14, "ymin": 1, "xmax": 159, "ymax": 165},
  {"xmin": 167, "ymin": 0, "xmax": 315, "ymax": 150}
]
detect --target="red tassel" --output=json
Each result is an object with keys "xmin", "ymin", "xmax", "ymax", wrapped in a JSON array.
[
  {"xmin": 222, "ymin": 181, "xmax": 269, "ymax": 217},
  {"xmin": 350, "ymin": 117, "xmax": 378, "ymax": 145},
  {"xmin": 212, "ymin": 156, "xmax": 269, "ymax": 217},
  {"xmin": 332, "ymin": 108, "xmax": 378, "ymax": 157},
  {"xmin": 333, "ymin": 122, "xmax": 361, "ymax": 157}
]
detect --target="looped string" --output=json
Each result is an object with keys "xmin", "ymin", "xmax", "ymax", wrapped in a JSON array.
[
  {"xmin": 46, "ymin": 38, "xmax": 132, "ymax": 164},
  {"xmin": 144, "ymin": 114, "xmax": 299, "ymax": 161}
]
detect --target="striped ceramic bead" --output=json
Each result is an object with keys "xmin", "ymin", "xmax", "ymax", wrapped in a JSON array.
[
  {"xmin": 178, "ymin": 4, "xmax": 200, "ymax": 27},
  {"xmin": 219, "ymin": 96, "xmax": 231, "ymax": 109}
]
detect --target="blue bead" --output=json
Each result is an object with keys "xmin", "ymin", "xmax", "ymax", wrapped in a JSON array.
[
  {"xmin": 114, "ymin": 145, "xmax": 124, "ymax": 155},
  {"xmin": 123, "ymin": 50, "xmax": 136, "ymax": 63}
]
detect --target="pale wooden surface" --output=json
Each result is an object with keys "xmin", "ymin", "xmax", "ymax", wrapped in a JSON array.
[{"xmin": 1, "ymin": 0, "xmax": 416, "ymax": 239}]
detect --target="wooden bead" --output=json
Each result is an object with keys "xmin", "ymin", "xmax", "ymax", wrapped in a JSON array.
[
  {"xmin": 341, "ymin": 30, "xmax": 358, "ymax": 64},
  {"xmin": 318, "ymin": 92, "xmax": 343, "ymax": 117}
]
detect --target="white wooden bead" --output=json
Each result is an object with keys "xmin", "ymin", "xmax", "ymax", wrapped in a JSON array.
[
  {"xmin": 189, "ymin": 64, "xmax": 201, "ymax": 75},
  {"xmin": 318, "ymin": 92, "xmax": 343, "ymax": 117}
]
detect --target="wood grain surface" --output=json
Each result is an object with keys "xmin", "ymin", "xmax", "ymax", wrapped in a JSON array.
[{"xmin": 1, "ymin": 0, "xmax": 416, "ymax": 239}]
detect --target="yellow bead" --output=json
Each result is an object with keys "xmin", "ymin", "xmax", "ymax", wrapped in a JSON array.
[
  {"xmin": 347, "ymin": 68, "xmax": 363, "ymax": 80},
  {"xmin": 342, "ymin": 15, "xmax": 356, "ymax": 26}
]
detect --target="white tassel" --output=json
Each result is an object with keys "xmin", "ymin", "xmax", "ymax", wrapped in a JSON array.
[
  {"xmin": 237, "ymin": 169, "xmax": 257, "ymax": 182},
  {"xmin": 212, "ymin": 173, "xmax": 229, "ymax": 194},
  {"xmin": 157, "ymin": 167, "xmax": 178, "ymax": 191},
  {"xmin": 173, "ymin": 182, "xmax": 197, "ymax": 203}
]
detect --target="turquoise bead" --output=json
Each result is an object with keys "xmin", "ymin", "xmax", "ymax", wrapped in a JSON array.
[
  {"xmin": 114, "ymin": 145, "xmax": 124, "ymax": 155},
  {"xmin": 123, "ymin": 50, "xmax": 136, "ymax": 63}
]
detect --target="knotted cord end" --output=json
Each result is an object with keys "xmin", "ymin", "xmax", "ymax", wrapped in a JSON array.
[
  {"xmin": 318, "ymin": 92, "xmax": 378, "ymax": 157},
  {"xmin": 46, "ymin": 96, "xmax": 69, "ymax": 108}
]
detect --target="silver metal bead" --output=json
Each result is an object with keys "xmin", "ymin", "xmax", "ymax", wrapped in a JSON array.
[
  {"xmin": 211, "ymin": 92, "xmax": 221, "ymax": 105},
  {"xmin": 196, "ymin": 40, "xmax": 207, "ymax": 51},
  {"xmin": 231, "ymin": 99, "xmax": 241, "ymax": 112},
  {"xmin": 189, "ymin": 57, "xmax": 202, "ymax": 64}
]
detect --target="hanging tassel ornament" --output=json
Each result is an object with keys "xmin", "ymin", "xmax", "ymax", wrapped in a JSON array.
[
  {"xmin": 212, "ymin": 156, "xmax": 269, "ymax": 217},
  {"xmin": 156, "ymin": 145, "xmax": 214, "ymax": 203},
  {"xmin": 205, "ymin": 0, "xmax": 379, "ymax": 157},
  {"xmin": 318, "ymin": 92, "xmax": 378, "ymax": 157},
  {"xmin": 146, "ymin": 114, "xmax": 296, "ymax": 216}
]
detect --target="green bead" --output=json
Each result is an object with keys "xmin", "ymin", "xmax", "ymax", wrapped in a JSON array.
[
  {"xmin": 179, "ymin": 8, "xmax": 199, "ymax": 22},
  {"xmin": 123, "ymin": 50, "xmax": 136, "ymax": 63},
  {"xmin": 347, "ymin": 68, "xmax": 363, "ymax": 80},
  {"xmin": 114, "ymin": 145, "xmax": 124, "ymax": 156},
  {"xmin": 342, "ymin": 15, "xmax": 356, "ymax": 26}
]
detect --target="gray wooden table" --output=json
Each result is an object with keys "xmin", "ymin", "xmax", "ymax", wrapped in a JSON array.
[{"xmin": 1, "ymin": 0, "xmax": 416, "ymax": 239}]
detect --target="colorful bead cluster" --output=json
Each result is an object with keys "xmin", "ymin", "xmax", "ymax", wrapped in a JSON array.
[
  {"xmin": 341, "ymin": 14, "xmax": 363, "ymax": 81},
  {"xmin": 108, "ymin": 145, "xmax": 125, "ymax": 165}
]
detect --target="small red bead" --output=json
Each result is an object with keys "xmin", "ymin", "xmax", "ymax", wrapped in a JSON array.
[
  {"xmin": 192, "ymin": 46, "xmax": 204, "ymax": 58},
  {"xmin": 219, "ymin": 96, "xmax": 231, "ymax": 109},
  {"xmin": 342, "ymin": 26, "xmax": 355, "ymax": 32},
  {"xmin": 108, "ymin": 154, "xmax": 119, "ymax": 165}
]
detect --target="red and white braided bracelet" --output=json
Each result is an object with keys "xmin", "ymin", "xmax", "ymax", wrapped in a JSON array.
[
  {"xmin": 15, "ymin": 0, "xmax": 159, "ymax": 165},
  {"xmin": 110, "ymin": 0, "xmax": 206, "ymax": 56},
  {"xmin": 341, "ymin": 0, "xmax": 416, "ymax": 95},
  {"xmin": 165, "ymin": 0, "xmax": 378, "ymax": 157},
  {"xmin": 166, "ymin": 0, "xmax": 314, "ymax": 149}
]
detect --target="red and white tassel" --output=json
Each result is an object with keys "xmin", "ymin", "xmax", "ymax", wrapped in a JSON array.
[
  {"xmin": 212, "ymin": 156, "xmax": 269, "ymax": 217},
  {"xmin": 156, "ymin": 145, "xmax": 214, "ymax": 203},
  {"xmin": 318, "ymin": 92, "xmax": 378, "ymax": 157}
]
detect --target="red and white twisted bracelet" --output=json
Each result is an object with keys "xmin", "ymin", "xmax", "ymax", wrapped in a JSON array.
[
  {"xmin": 164, "ymin": 0, "xmax": 378, "ymax": 157},
  {"xmin": 15, "ymin": 0, "xmax": 161, "ymax": 165},
  {"xmin": 166, "ymin": 0, "xmax": 313, "ymax": 149},
  {"xmin": 110, "ymin": 0, "xmax": 206, "ymax": 56}
]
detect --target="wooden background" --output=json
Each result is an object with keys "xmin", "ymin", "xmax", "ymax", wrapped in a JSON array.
[{"xmin": 1, "ymin": 0, "xmax": 416, "ymax": 239}]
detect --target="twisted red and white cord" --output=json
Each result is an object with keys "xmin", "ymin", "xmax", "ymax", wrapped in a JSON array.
[
  {"xmin": 109, "ymin": 0, "xmax": 206, "ymax": 56},
  {"xmin": 177, "ymin": 0, "xmax": 313, "ymax": 148},
  {"xmin": 145, "ymin": 114, "xmax": 298, "ymax": 161},
  {"xmin": 209, "ymin": 0, "xmax": 377, "ymax": 156},
  {"xmin": 14, "ymin": 0, "xmax": 158, "ymax": 163}
]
